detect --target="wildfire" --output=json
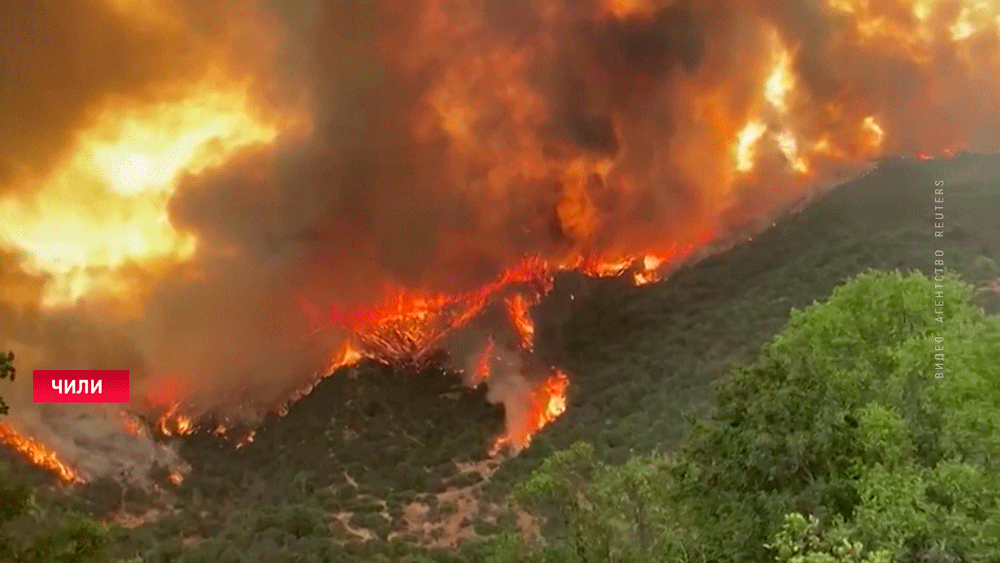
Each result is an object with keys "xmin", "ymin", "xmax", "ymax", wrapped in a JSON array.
[
  {"xmin": 297, "ymin": 230, "xmax": 715, "ymax": 452},
  {"xmin": 0, "ymin": 82, "xmax": 282, "ymax": 308},
  {"xmin": 0, "ymin": 423, "xmax": 82, "ymax": 484},
  {"xmin": 505, "ymin": 295, "xmax": 536, "ymax": 351},
  {"xmin": 473, "ymin": 337, "xmax": 495, "ymax": 385},
  {"xmin": 313, "ymin": 258, "xmax": 553, "ymax": 364},
  {"xmin": 735, "ymin": 120, "xmax": 768, "ymax": 173},
  {"xmin": 235, "ymin": 430, "xmax": 256, "ymax": 449},
  {"xmin": 115, "ymin": 410, "xmax": 146, "ymax": 437},
  {"xmin": 270, "ymin": 340, "xmax": 367, "ymax": 419},
  {"xmin": 325, "ymin": 340, "xmax": 366, "ymax": 375},
  {"xmin": 491, "ymin": 369, "xmax": 570, "ymax": 455},
  {"xmin": 298, "ymin": 238, "xmax": 716, "ymax": 451},
  {"xmin": 157, "ymin": 403, "xmax": 194, "ymax": 437},
  {"xmin": 601, "ymin": 0, "xmax": 656, "ymax": 19},
  {"xmin": 5, "ymin": 0, "xmax": 1000, "ymax": 477},
  {"xmin": 829, "ymin": 0, "xmax": 1000, "ymax": 44},
  {"xmin": 764, "ymin": 46, "xmax": 794, "ymax": 113},
  {"xmin": 633, "ymin": 255, "xmax": 666, "ymax": 285}
]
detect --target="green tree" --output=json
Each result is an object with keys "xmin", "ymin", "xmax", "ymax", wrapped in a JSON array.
[
  {"xmin": 0, "ymin": 351, "xmax": 133, "ymax": 563},
  {"xmin": 473, "ymin": 441, "xmax": 695, "ymax": 563},
  {"xmin": 673, "ymin": 270, "xmax": 1000, "ymax": 562},
  {"xmin": 766, "ymin": 513, "xmax": 892, "ymax": 563},
  {"xmin": 0, "ymin": 466, "xmax": 33, "ymax": 562},
  {"xmin": 492, "ymin": 270, "xmax": 1000, "ymax": 563},
  {"xmin": 1, "ymin": 350, "xmax": 14, "ymax": 416},
  {"xmin": 1, "ymin": 459, "xmax": 125, "ymax": 562}
]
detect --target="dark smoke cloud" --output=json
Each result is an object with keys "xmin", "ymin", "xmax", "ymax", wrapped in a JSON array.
[
  {"xmin": 2, "ymin": 1, "xmax": 197, "ymax": 187},
  {"xmin": 159, "ymin": 0, "xmax": 999, "ymax": 395},
  {"xmin": 1, "ymin": 0, "xmax": 998, "ymax": 478},
  {"xmin": 758, "ymin": 0, "xmax": 1000, "ymax": 151},
  {"xmin": 141, "ymin": 0, "xmax": 798, "ymax": 407},
  {"xmin": 197, "ymin": 0, "xmax": 727, "ymax": 295},
  {"xmin": 0, "ymin": 0, "xmax": 283, "ymax": 480}
]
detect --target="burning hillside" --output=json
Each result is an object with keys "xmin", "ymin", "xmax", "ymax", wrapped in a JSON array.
[{"xmin": 1, "ymin": 0, "xmax": 999, "ymax": 483}]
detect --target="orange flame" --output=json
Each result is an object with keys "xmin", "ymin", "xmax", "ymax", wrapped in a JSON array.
[
  {"xmin": 301, "ymin": 237, "xmax": 717, "ymax": 451},
  {"xmin": 302, "ymin": 234, "xmax": 716, "ymax": 452},
  {"xmin": 0, "ymin": 423, "xmax": 83, "ymax": 484},
  {"xmin": 235, "ymin": 430, "xmax": 256, "ymax": 449},
  {"xmin": 313, "ymin": 257, "xmax": 553, "ymax": 364},
  {"xmin": 473, "ymin": 337, "xmax": 495, "ymax": 385},
  {"xmin": 491, "ymin": 369, "xmax": 570, "ymax": 455},
  {"xmin": 601, "ymin": 0, "xmax": 655, "ymax": 19},
  {"xmin": 273, "ymin": 339, "xmax": 366, "ymax": 418},
  {"xmin": 156, "ymin": 403, "xmax": 194, "ymax": 437},
  {"xmin": 115, "ymin": 410, "xmax": 145, "ymax": 437},
  {"xmin": 0, "ymin": 82, "xmax": 287, "ymax": 308},
  {"xmin": 147, "ymin": 338, "xmax": 367, "ymax": 439},
  {"xmin": 505, "ymin": 294, "xmax": 536, "ymax": 351},
  {"xmin": 6, "ymin": 0, "xmax": 996, "ymax": 470}
]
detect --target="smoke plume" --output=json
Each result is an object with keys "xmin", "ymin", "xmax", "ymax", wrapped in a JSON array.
[{"xmin": 1, "ymin": 0, "xmax": 998, "ymax": 480}]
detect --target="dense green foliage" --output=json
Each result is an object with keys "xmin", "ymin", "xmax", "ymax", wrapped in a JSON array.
[
  {"xmin": 674, "ymin": 270, "xmax": 1000, "ymax": 561},
  {"xmin": 476, "ymin": 271, "xmax": 1000, "ymax": 562}
]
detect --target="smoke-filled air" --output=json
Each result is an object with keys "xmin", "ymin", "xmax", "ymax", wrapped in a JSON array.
[{"xmin": 1, "ymin": 0, "xmax": 997, "ymax": 483}]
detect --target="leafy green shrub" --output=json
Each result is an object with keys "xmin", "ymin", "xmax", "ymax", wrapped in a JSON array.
[
  {"xmin": 490, "ymin": 271, "xmax": 1000, "ymax": 563},
  {"xmin": 766, "ymin": 513, "xmax": 892, "ymax": 563}
]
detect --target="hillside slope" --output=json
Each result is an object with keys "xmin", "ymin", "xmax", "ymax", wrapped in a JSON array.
[{"xmin": 6, "ymin": 153, "xmax": 1000, "ymax": 555}]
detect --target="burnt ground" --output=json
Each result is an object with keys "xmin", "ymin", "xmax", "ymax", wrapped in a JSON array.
[{"xmin": 5, "ymin": 152, "xmax": 1000, "ymax": 558}]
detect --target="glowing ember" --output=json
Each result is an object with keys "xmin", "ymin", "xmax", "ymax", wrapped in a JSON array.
[
  {"xmin": 0, "ymin": 423, "xmax": 83, "ymax": 484},
  {"xmin": 235, "ymin": 431, "xmax": 256, "ymax": 449},
  {"xmin": 473, "ymin": 337, "xmax": 495, "ymax": 385},
  {"xmin": 116, "ymin": 411, "xmax": 145, "ymax": 437}
]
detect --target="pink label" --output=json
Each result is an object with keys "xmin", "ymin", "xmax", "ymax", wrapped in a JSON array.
[{"xmin": 33, "ymin": 370, "xmax": 130, "ymax": 403}]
